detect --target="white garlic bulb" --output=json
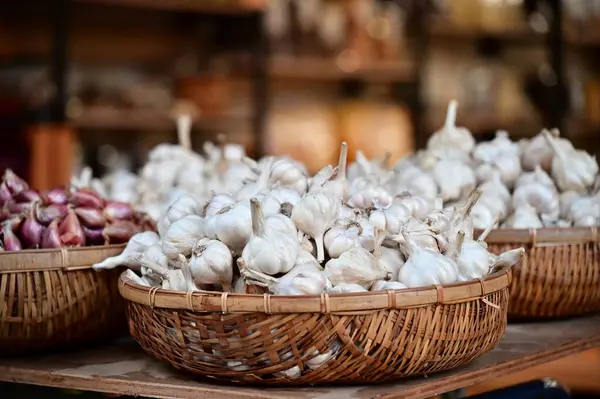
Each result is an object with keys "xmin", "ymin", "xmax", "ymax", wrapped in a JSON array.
[
  {"xmin": 261, "ymin": 187, "xmax": 301, "ymax": 217},
  {"xmin": 515, "ymin": 165, "xmax": 556, "ymax": 190},
  {"xmin": 160, "ymin": 215, "xmax": 204, "ymax": 260},
  {"xmin": 370, "ymin": 280, "xmax": 407, "ymax": 291},
  {"xmin": 521, "ymin": 129, "xmax": 574, "ymax": 171},
  {"xmin": 269, "ymin": 157, "xmax": 308, "ymax": 195},
  {"xmin": 93, "ymin": 231, "xmax": 160, "ymax": 270},
  {"xmin": 203, "ymin": 201, "xmax": 253, "ymax": 254},
  {"xmin": 544, "ymin": 130, "xmax": 599, "ymax": 193},
  {"xmin": 309, "ymin": 165, "xmax": 335, "ymax": 192},
  {"xmin": 189, "ymin": 238, "xmax": 233, "ymax": 292},
  {"xmin": 166, "ymin": 194, "xmax": 202, "ymax": 223},
  {"xmin": 502, "ymin": 204, "xmax": 543, "ymax": 229},
  {"xmin": 264, "ymin": 213, "xmax": 297, "ymax": 236},
  {"xmin": 378, "ymin": 247, "xmax": 405, "ymax": 281},
  {"xmin": 241, "ymin": 263, "xmax": 327, "ymax": 296},
  {"xmin": 324, "ymin": 221, "xmax": 363, "ymax": 259},
  {"xmin": 433, "ymin": 158, "xmax": 476, "ymax": 202},
  {"xmin": 328, "ymin": 283, "xmax": 368, "ymax": 293},
  {"xmin": 316, "ymin": 142, "xmax": 349, "ymax": 201},
  {"xmin": 242, "ymin": 198, "xmax": 299, "ymax": 275},
  {"xmin": 369, "ymin": 202, "xmax": 411, "ymax": 234},
  {"xmin": 236, "ymin": 158, "xmax": 273, "ymax": 201},
  {"xmin": 138, "ymin": 243, "xmax": 170, "ymax": 275},
  {"xmin": 512, "ymin": 182, "xmax": 559, "ymax": 222},
  {"xmin": 324, "ymin": 239, "xmax": 389, "ymax": 289},
  {"xmin": 291, "ymin": 192, "xmax": 340, "ymax": 262},
  {"xmin": 559, "ymin": 191, "xmax": 579, "ymax": 219},
  {"xmin": 427, "ymin": 100, "xmax": 475, "ymax": 154},
  {"xmin": 204, "ymin": 192, "xmax": 235, "ymax": 217}
]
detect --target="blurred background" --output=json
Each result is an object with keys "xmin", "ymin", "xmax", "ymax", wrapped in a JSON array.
[{"xmin": 1, "ymin": 0, "xmax": 600, "ymax": 189}]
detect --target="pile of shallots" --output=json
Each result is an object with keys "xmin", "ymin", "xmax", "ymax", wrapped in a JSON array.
[
  {"xmin": 0, "ymin": 169, "xmax": 154, "ymax": 251},
  {"xmin": 96, "ymin": 142, "xmax": 524, "ymax": 296},
  {"xmin": 382, "ymin": 100, "xmax": 600, "ymax": 229}
]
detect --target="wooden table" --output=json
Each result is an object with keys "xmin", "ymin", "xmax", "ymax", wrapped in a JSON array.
[{"xmin": 0, "ymin": 315, "xmax": 599, "ymax": 399}]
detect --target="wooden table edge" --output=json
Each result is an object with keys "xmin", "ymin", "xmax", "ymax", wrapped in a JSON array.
[{"xmin": 0, "ymin": 335, "xmax": 598, "ymax": 399}]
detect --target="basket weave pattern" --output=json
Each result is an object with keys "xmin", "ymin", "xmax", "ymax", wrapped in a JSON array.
[
  {"xmin": 487, "ymin": 241, "xmax": 600, "ymax": 318},
  {"xmin": 121, "ymin": 269, "xmax": 510, "ymax": 385},
  {"xmin": 0, "ymin": 246, "xmax": 126, "ymax": 355}
]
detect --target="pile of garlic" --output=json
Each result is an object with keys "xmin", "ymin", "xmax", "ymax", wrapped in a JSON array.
[
  {"xmin": 95, "ymin": 142, "xmax": 524, "ymax": 296},
  {"xmin": 382, "ymin": 100, "xmax": 600, "ymax": 229}
]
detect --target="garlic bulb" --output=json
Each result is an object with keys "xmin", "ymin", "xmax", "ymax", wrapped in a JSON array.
[
  {"xmin": 269, "ymin": 157, "xmax": 308, "ymax": 195},
  {"xmin": 512, "ymin": 182, "xmax": 559, "ymax": 221},
  {"xmin": 378, "ymin": 247, "xmax": 405, "ymax": 281},
  {"xmin": 521, "ymin": 129, "xmax": 573, "ymax": 171},
  {"xmin": 433, "ymin": 158, "xmax": 476, "ymax": 202},
  {"xmin": 236, "ymin": 158, "xmax": 274, "ymax": 201},
  {"xmin": 261, "ymin": 187, "xmax": 300, "ymax": 217},
  {"xmin": 291, "ymin": 192, "xmax": 340, "ymax": 262},
  {"xmin": 309, "ymin": 165, "xmax": 336, "ymax": 192},
  {"xmin": 138, "ymin": 243, "xmax": 170, "ymax": 275},
  {"xmin": 264, "ymin": 213, "xmax": 297, "ymax": 236},
  {"xmin": 93, "ymin": 231, "xmax": 160, "ymax": 270},
  {"xmin": 369, "ymin": 201, "xmax": 411, "ymax": 234},
  {"xmin": 304, "ymin": 341, "xmax": 341, "ymax": 370},
  {"xmin": 348, "ymin": 176, "xmax": 393, "ymax": 210},
  {"xmin": 388, "ymin": 218, "xmax": 442, "ymax": 253},
  {"xmin": 559, "ymin": 191, "xmax": 579, "ymax": 219},
  {"xmin": 242, "ymin": 198, "xmax": 299, "ymax": 275},
  {"xmin": 544, "ymin": 130, "xmax": 599, "ymax": 193},
  {"xmin": 371, "ymin": 280, "xmax": 407, "ymax": 291},
  {"xmin": 397, "ymin": 231, "xmax": 459, "ymax": 288},
  {"xmin": 161, "ymin": 215, "xmax": 204, "ymax": 260},
  {"xmin": 166, "ymin": 194, "xmax": 202, "ymax": 223},
  {"xmin": 188, "ymin": 238, "xmax": 233, "ymax": 291},
  {"xmin": 515, "ymin": 165, "xmax": 556, "ymax": 190},
  {"xmin": 328, "ymin": 283, "xmax": 368, "ymax": 293},
  {"xmin": 427, "ymin": 100, "xmax": 475, "ymax": 154},
  {"xmin": 203, "ymin": 201, "xmax": 252, "ymax": 253},
  {"xmin": 324, "ymin": 221, "xmax": 363, "ymax": 258},
  {"xmin": 502, "ymin": 204, "xmax": 543, "ymax": 228},
  {"xmin": 204, "ymin": 192, "xmax": 235, "ymax": 217},
  {"xmin": 387, "ymin": 167, "xmax": 438, "ymax": 200},
  {"xmin": 324, "ymin": 236, "xmax": 389, "ymax": 289},
  {"xmin": 123, "ymin": 269, "xmax": 149, "ymax": 287},
  {"xmin": 397, "ymin": 194, "xmax": 435, "ymax": 220},
  {"xmin": 241, "ymin": 262, "xmax": 327, "ymax": 295},
  {"xmin": 316, "ymin": 142, "xmax": 349, "ymax": 201}
]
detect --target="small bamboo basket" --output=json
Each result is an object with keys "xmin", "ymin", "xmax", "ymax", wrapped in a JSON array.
[
  {"xmin": 119, "ymin": 267, "xmax": 511, "ymax": 385},
  {"xmin": 0, "ymin": 245, "xmax": 126, "ymax": 355},
  {"xmin": 481, "ymin": 227, "xmax": 600, "ymax": 319}
]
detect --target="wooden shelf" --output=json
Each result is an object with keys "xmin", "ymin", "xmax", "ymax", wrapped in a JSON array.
[
  {"xmin": 270, "ymin": 56, "xmax": 415, "ymax": 83},
  {"xmin": 74, "ymin": 0, "xmax": 265, "ymax": 14},
  {"xmin": 0, "ymin": 315, "xmax": 598, "ymax": 399},
  {"xmin": 430, "ymin": 23, "xmax": 541, "ymax": 44},
  {"xmin": 72, "ymin": 107, "xmax": 248, "ymax": 132}
]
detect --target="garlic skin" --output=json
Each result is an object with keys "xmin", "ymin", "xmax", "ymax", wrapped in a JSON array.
[
  {"xmin": 242, "ymin": 263, "xmax": 328, "ymax": 295},
  {"xmin": 502, "ymin": 205, "xmax": 543, "ymax": 229},
  {"xmin": 521, "ymin": 129, "xmax": 574, "ymax": 171},
  {"xmin": 544, "ymin": 130, "xmax": 599, "ymax": 193},
  {"xmin": 161, "ymin": 215, "xmax": 204, "ymax": 260},
  {"xmin": 309, "ymin": 165, "xmax": 335, "ymax": 192},
  {"xmin": 433, "ymin": 159, "xmax": 476, "ymax": 202},
  {"xmin": 291, "ymin": 192, "xmax": 340, "ymax": 262},
  {"xmin": 166, "ymin": 194, "xmax": 202, "ymax": 223},
  {"xmin": 427, "ymin": 100, "xmax": 475, "ymax": 154},
  {"xmin": 138, "ymin": 243, "xmax": 170, "ymax": 276},
  {"xmin": 242, "ymin": 198, "xmax": 299, "ymax": 275},
  {"xmin": 324, "ymin": 246, "xmax": 389, "ymax": 289},
  {"xmin": 328, "ymin": 283, "xmax": 368, "ymax": 293},
  {"xmin": 204, "ymin": 193, "xmax": 235, "ymax": 217},
  {"xmin": 264, "ymin": 213, "xmax": 297, "ymax": 237},
  {"xmin": 203, "ymin": 201, "xmax": 252, "ymax": 254},
  {"xmin": 93, "ymin": 231, "xmax": 160, "ymax": 271},
  {"xmin": 323, "ymin": 221, "xmax": 362, "ymax": 258},
  {"xmin": 371, "ymin": 280, "xmax": 407, "ymax": 291},
  {"xmin": 378, "ymin": 247, "xmax": 405, "ymax": 280},
  {"xmin": 512, "ymin": 182, "xmax": 559, "ymax": 222},
  {"xmin": 189, "ymin": 239, "xmax": 233, "ymax": 291},
  {"xmin": 261, "ymin": 188, "xmax": 301, "ymax": 217}
]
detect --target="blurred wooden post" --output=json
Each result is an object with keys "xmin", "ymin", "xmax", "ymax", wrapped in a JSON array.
[{"xmin": 28, "ymin": 124, "xmax": 74, "ymax": 190}]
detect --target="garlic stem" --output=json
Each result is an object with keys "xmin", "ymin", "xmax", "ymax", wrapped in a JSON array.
[
  {"xmin": 315, "ymin": 233, "xmax": 325, "ymax": 263},
  {"xmin": 258, "ymin": 157, "xmax": 274, "ymax": 187},
  {"xmin": 176, "ymin": 114, "xmax": 192, "ymax": 152},
  {"xmin": 355, "ymin": 151, "xmax": 372, "ymax": 175},
  {"xmin": 477, "ymin": 219, "xmax": 497, "ymax": 243},
  {"xmin": 380, "ymin": 152, "xmax": 392, "ymax": 169},
  {"xmin": 250, "ymin": 198, "xmax": 266, "ymax": 237},
  {"xmin": 373, "ymin": 228, "xmax": 383, "ymax": 261},
  {"xmin": 452, "ymin": 231, "xmax": 465, "ymax": 261},
  {"xmin": 178, "ymin": 254, "xmax": 199, "ymax": 291},
  {"xmin": 456, "ymin": 188, "xmax": 482, "ymax": 220},
  {"xmin": 335, "ymin": 142, "xmax": 348, "ymax": 181},
  {"xmin": 445, "ymin": 99, "xmax": 458, "ymax": 130},
  {"xmin": 541, "ymin": 129, "xmax": 566, "ymax": 161}
]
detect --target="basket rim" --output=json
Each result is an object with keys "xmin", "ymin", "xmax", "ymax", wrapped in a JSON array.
[
  {"xmin": 118, "ymin": 266, "xmax": 511, "ymax": 314},
  {"xmin": 475, "ymin": 226, "xmax": 599, "ymax": 245},
  {"xmin": 0, "ymin": 244, "xmax": 126, "ymax": 273}
]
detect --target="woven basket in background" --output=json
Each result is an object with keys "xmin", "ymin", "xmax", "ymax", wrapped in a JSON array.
[
  {"xmin": 482, "ymin": 227, "xmax": 600, "ymax": 319},
  {"xmin": 0, "ymin": 245, "xmax": 126, "ymax": 355},
  {"xmin": 119, "ymin": 267, "xmax": 510, "ymax": 385}
]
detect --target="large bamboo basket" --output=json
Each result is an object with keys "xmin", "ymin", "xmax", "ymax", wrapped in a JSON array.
[
  {"xmin": 480, "ymin": 227, "xmax": 600, "ymax": 319},
  {"xmin": 119, "ymin": 267, "xmax": 511, "ymax": 385},
  {"xmin": 0, "ymin": 245, "xmax": 126, "ymax": 355}
]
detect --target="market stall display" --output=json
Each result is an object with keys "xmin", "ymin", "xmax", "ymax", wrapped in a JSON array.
[{"xmin": 0, "ymin": 170, "xmax": 155, "ymax": 355}]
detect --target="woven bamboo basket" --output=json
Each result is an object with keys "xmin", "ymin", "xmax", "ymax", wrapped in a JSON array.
[
  {"xmin": 480, "ymin": 227, "xmax": 600, "ymax": 319},
  {"xmin": 119, "ymin": 267, "xmax": 511, "ymax": 385},
  {"xmin": 0, "ymin": 245, "xmax": 126, "ymax": 355}
]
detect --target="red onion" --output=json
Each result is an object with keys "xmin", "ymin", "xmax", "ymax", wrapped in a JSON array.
[
  {"xmin": 103, "ymin": 201, "xmax": 134, "ymax": 221},
  {"xmin": 69, "ymin": 188, "xmax": 105, "ymax": 209},
  {"xmin": 41, "ymin": 219, "xmax": 61, "ymax": 249},
  {"xmin": 103, "ymin": 221, "xmax": 139, "ymax": 244},
  {"xmin": 36, "ymin": 203, "xmax": 69, "ymax": 225},
  {"xmin": 83, "ymin": 226, "xmax": 105, "ymax": 246},
  {"xmin": 20, "ymin": 205, "xmax": 45, "ymax": 248},
  {"xmin": 3, "ymin": 169, "xmax": 28, "ymax": 195},
  {"xmin": 74, "ymin": 207, "xmax": 106, "ymax": 228},
  {"xmin": 6, "ymin": 200, "xmax": 33, "ymax": 214},
  {"xmin": 1, "ymin": 221, "xmax": 22, "ymax": 251},
  {"xmin": 0, "ymin": 182, "xmax": 12, "ymax": 204},
  {"xmin": 14, "ymin": 189, "xmax": 42, "ymax": 203},
  {"xmin": 6, "ymin": 215, "xmax": 23, "ymax": 231},
  {"xmin": 42, "ymin": 188, "xmax": 68, "ymax": 205},
  {"xmin": 59, "ymin": 209, "xmax": 86, "ymax": 247}
]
